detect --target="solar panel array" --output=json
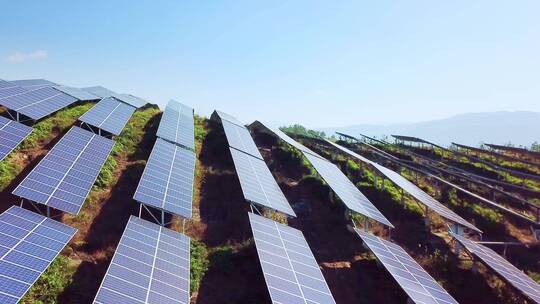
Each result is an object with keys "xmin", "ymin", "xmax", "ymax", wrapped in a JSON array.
[
  {"xmin": 134, "ymin": 138, "xmax": 195, "ymax": 219},
  {"xmin": 0, "ymin": 80, "xmax": 29, "ymax": 99},
  {"xmin": 0, "ymin": 116, "xmax": 32, "ymax": 161},
  {"xmin": 326, "ymin": 140, "xmax": 481, "ymax": 233},
  {"xmin": 451, "ymin": 233, "xmax": 540, "ymax": 303},
  {"xmin": 55, "ymin": 86, "xmax": 100, "ymax": 101},
  {"xmin": 0, "ymin": 86, "xmax": 78, "ymax": 120},
  {"xmin": 263, "ymin": 123, "xmax": 323, "ymax": 159},
  {"xmin": 10, "ymin": 79, "xmax": 57, "ymax": 89},
  {"xmin": 230, "ymin": 148, "xmax": 296, "ymax": 216},
  {"xmin": 372, "ymin": 163, "xmax": 481, "ymax": 233},
  {"xmin": 249, "ymin": 213, "xmax": 336, "ymax": 304},
  {"xmin": 156, "ymin": 100, "xmax": 195, "ymax": 149},
  {"xmin": 356, "ymin": 229, "xmax": 458, "ymax": 304},
  {"xmin": 82, "ymin": 86, "xmax": 117, "ymax": 98},
  {"xmin": 79, "ymin": 97, "xmax": 136, "ymax": 135},
  {"xmin": 0, "ymin": 206, "xmax": 77, "ymax": 304},
  {"xmin": 113, "ymin": 94, "xmax": 147, "ymax": 108},
  {"xmin": 222, "ymin": 120, "xmax": 263, "ymax": 159},
  {"xmin": 304, "ymin": 153, "xmax": 393, "ymax": 227},
  {"xmin": 94, "ymin": 216, "xmax": 190, "ymax": 304},
  {"xmin": 13, "ymin": 127, "xmax": 114, "ymax": 214}
]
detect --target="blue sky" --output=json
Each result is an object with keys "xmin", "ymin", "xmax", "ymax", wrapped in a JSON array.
[{"xmin": 1, "ymin": 1, "xmax": 539, "ymax": 127}]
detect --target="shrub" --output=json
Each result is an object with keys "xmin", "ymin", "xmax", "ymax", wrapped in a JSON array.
[{"xmin": 190, "ymin": 240, "xmax": 209, "ymax": 293}]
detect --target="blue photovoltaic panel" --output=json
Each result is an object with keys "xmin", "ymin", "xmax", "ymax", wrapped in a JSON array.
[
  {"xmin": 229, "ymin": 147, "xmax": 295, "ymax": 217},
  {"xmin": 156, "ymin": 100, "xmax": 194, "ymax": 149},
  {"xmin": 304, "ymin": 153, "xmax": 394, "ymax": 227},
  {"xmin": 93, "ymin": 216, "xmax": 190, "ymax": 304},
  {"xmin": 82, "ymin": 86, "xmax": 117, "ymax": 98},
  {"xmin": 0, "ymin": 86, "xmax": 78, "ymax": 120},
  {"xmin": 356, "ymin": 229, "xmax": 458, "ymax": 304},
  {"xmin": 249, "ymin": 213, "xmax": 335, "ymax": 304},
  {"xmin": 260, "ymin": 122, "xmax": 324, "ymax": 160},
  {"xmin": 0, "ymin": 116, "xmax": 32, "ymax": 161},
  {"xmin": 214, "ymin": 110, "xmax": 245, "ymax": 127},
  {"xmin": 9, "ymin": 79, "xmax": 57, "ymax": 89},
  {"xmin": 0, "ymin": 206, "xmax": 77, "ymax": 304},
  {"xmin": 134, "ymin": 138, "xmax": 195, "ymax": 219},
  {"xmin": 327, "ymin": 140, "xmax": 481, "ymax": 233},
  {"xmin": 79, "ymin": 97, "xmax": 136, "ymax": 135},
  {"xmin": 113, "ymin": 94, "xmax": 147, "ymax": 108},
  {"xmin": 0, "ymin": 80, "xmax": 29, "ymax": 99},
  {"xmin": 222, "ymin": 120, "xmax": 263, "ymax": 159},
  {"xmin": 451, "ymin": 233, "xmax": 540, "ymax": 303},
  {"xmin": 13, "ymin": 126, "xmax": 114, "ymax": 214},
  {"xmin": 55, "ymin": 86, "xmax": 100, "ymax": 101}
]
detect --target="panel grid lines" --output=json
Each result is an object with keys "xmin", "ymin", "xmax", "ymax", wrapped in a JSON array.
[
  {"xmin": 79, "ymin": 97, "xmax": 136, "ymax": 135},
  {"xmin": 156, "ymin": 100, "xmax": 194, "ymax": 149},
  {"xmin": 451, "ymin": 233, "xmax": 540, "ymax": 303},
  {"xmin": 249, "ymin": 213, "xmax": 336, "ymax": 304},
  {"xmin": 134, "ymin": 138, "xmax": 195, "ymax": 218},
  {"xmin": 356, "ymin": 229, "xmax": 458, "ymax": 304},
  {"xmin": 222, "ymin": 120, "xmax": 263, "ymax": 159},
  {"xmin": 0, "ymin": 206, "xmax": 77, "ymax": 304},
  {"xmin": 0, "ymin": 86, "xmax": 78, "ymax": 120},
  {"xmin": 0, "ymin": 116, "xmax": 32, "ymax": 161},
  {"xmin": 93, "ymin": 216, "xmax": 190, "ymax": 304},
  {"xmin": 13, "ymin": 127, "xmax": 114, "ymax": 214}
]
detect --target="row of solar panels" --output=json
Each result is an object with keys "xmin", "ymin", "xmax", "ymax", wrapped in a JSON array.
[{"xmin": 209, "ymin": 113, "xmax": 463, "ymax": 303}]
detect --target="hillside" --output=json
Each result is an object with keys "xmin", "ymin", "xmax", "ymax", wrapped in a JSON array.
[
  {"xmin": 0, "ymin": 103, "xmax": 539, "ymax": 304},
  {"xmin": 320, "ymin": 111, "xmax": 540, "ymax": 147}
]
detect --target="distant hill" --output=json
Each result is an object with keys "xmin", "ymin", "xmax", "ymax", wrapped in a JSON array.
[{"xmin": 319, "ymin": 111, "xmax": 540, "ymax": 147}]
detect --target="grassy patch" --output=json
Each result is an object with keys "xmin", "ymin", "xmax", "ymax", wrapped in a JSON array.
[{"xmin": 190, "ymin": 240, "xmax": 209, "ymax": 293}]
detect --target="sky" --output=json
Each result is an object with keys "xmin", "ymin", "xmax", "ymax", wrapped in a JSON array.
[{"xmin": 1, "ymin": 1, "xmax": 539, "ymax": 128}]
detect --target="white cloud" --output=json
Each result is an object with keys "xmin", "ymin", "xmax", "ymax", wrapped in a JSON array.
[{"xmin": 5, "ymin": 50, "xmax": 48, "ymax": 63}]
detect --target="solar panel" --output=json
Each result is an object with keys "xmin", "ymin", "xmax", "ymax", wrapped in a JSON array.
[
  {"xmin": 82, "ymin": 86, "xmax": 117, "ymax": 98},
  {"xmin": 13, "ymin": 126, "xmax": 114, "ymax": 214},
  {"xmin": 214, "ymin": 110, "xmax": 245, "ymax": 127},
  {"xmin": 0, "ymin": 206, "xmax": 77, "ymax": 304},
  {"xmin": 221, "ymin": 120, "xmax": 263, "ymax": 159},
  {"xmin": 0, "ymin": 86, "xmax": 78, "ymax": 120},
  {"xmin": 9, "ymin": 79, "xmax": 57, "ymax": 89},
  {"xmin": 451, "ymin": 233, "xmax": 540, "ymax": 303},
  {"xmin": 93, "ymin": 216, "xmax": 190, "ymax": 304},
  {"xmin": 326, "ymin": 140, "xmax": 481, "ymax": 233},
  {"xmin": 134, "ymin": 138, "xmax": 195, "ymax": 219},
  {"xmin": 260, "ymin": 122, "xmax": 324, "ymax": 160},
  {"xmin": 372, "ymin": 163, "xmax": 481, "ymax": 233},
  {"xmin": 229, "ymin": 148, "xmax": 295, "ymax": 216},
  {"xmin": 0, "ymin": 116, "xmax": 33, "ymax": 161},
  {"xmin": 304, "ymin": 153, "xmax": 393, "ymax": 227},
  {"xmin": 112, "ymin": 94, "xmax": 147, "ymax": 108},
  {"xmin": 156, "ymin": 100, "xmax": 194, "ymax": 149},
  {"xmin": 248, "ymin": 213, "xmax": 335, "ymax": 304},
  {"xmin": 55, "ymin": 86, "xmax": 100, "ymax": 101},
  {"xmin": 355, "ymin": 229, "xmax": 458, "ymax": 304},
  {"xmin": 79, "ymin": 97, "xmax": 136, "ymax": 135},
  {"xmin": 0, "ymin": 80, "xmax": 29, "ymax": 100}
]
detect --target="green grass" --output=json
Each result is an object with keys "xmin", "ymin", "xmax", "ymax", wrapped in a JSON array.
[
  {"xmin": 0, "ymin": 103, "xmax": 94, "ymax": 191},
  {"xmin": 190, "ymin": 240, "xmax": 209, "ymax": 293},
  {"xmin": 20, "ymin": 255, "xmax": 76, "ymax": 304}
]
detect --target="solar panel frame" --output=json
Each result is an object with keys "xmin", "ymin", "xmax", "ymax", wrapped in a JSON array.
[
  {"xmin": 112, "ymin": 94, "xmax": 146, "ymax": 108},
  {"xmin": 13, "ymin": 127, "xmax": 114, "ymax": 214},
  {"xmin": 451, "ymin": 233, "xmax": 540, "ymax": 303},
  {"xmin": 134, "ymin": 138, "xmax": 195, "ymax": 219},
  {"xmin": 355, "ymin": 229, "xmax": 459, "ymax": 304},
  {"xmin": 249, "ymin": 213, "xmax": 336, "ymax": 304},
  {"xmin": 0, "ymin": 116, "xmax": 33, "ymax": 161},
  {"xmin": 9, "ymin": 79, "xmax": 57, "ymax": 89},
  {"xmin": 221, "ymin": 120, "xmax": 263, "ymax": 159},
  {"xmin": 214, "ymin": 110, "xmax": 245, "ymax": 127},
  {"xmin": 304, "ymin": 153, "xmax": 393, "ymax": 227},
  {"xmin": 54, "ymin": 86, "xmax": 100, "ymax": 101},
  {"xmin": 79, "ymin": 97, "xmax": 136, "ymax": 135},
  {"xmin": 0, "ymin": 206, "xmax": 77, "ymax": 304},
  {"xmin": 82, "ymin": 86, "xmax": 117, "ymax": 99},
  {"xmin": 0, "ymin": 86, "xmax": 78, "ymax": 120},
  {"xmin": 156, "ymin": 100, "xmax": 195, "ymax": 150},
  {"xmin": 93, "ymin": 216, "xmax": 190, "ymax": 304},
  {"xmin": 229, "ymin": 147, "xmax": 296, "ymax": 216},
  {"xmin": 261, "ymin": 122, "xmax": 325, "ymax": 160}
]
